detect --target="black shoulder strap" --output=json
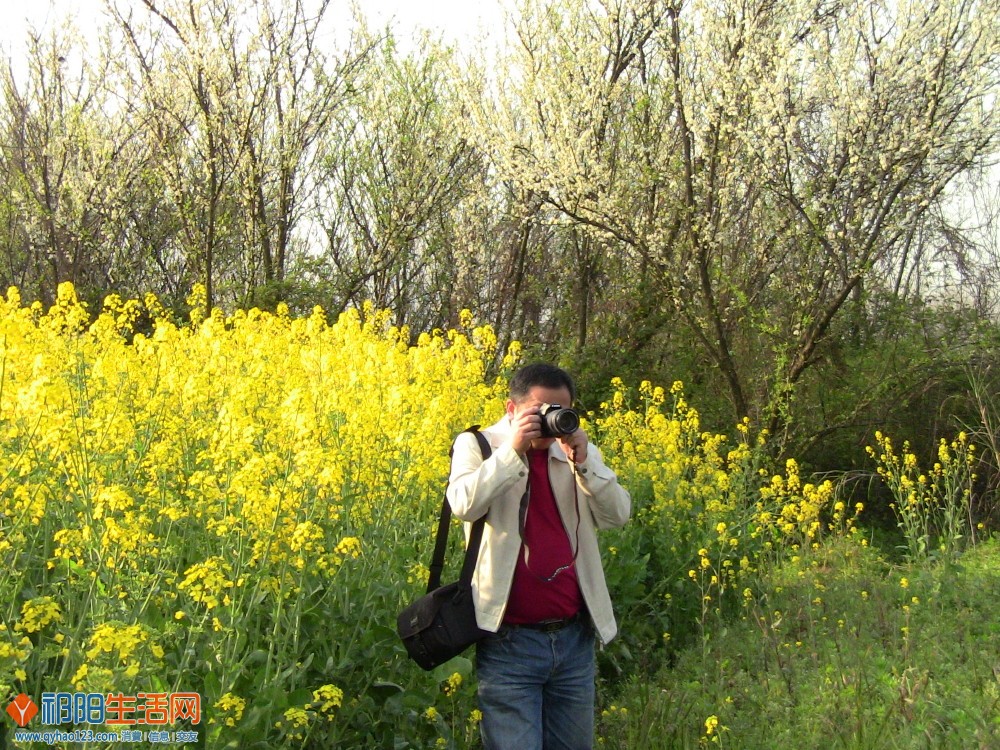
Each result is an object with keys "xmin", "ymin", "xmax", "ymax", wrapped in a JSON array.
[{"xmin": 426, "ymin": 426, "xmax": 491, "ymax": 593}]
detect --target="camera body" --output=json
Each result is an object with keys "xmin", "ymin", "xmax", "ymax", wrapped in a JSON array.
[{"xmin": 538, "ymin": 403, "xmax": 580, "ymax": 438}]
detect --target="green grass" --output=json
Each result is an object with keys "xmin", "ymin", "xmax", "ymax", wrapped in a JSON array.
[{"xmin": 597, "ymin": 536, "xmax": 1000, "ymax": 749}]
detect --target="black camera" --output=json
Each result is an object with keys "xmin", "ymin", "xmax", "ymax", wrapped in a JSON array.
[{"xmin": 538, "ymin": 403, "xmax": 580, "ymax": 437}]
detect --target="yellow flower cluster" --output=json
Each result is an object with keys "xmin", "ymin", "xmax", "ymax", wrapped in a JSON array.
[
  {"xmin": 0, "ymin": 621, "xmax": 32, "ymax": 677},
  {"xmin": 601, "ymin": 704, "xmax": 629, "ymax": 718},
  {"xmin": 0, "ymin": 283, "xmax": 856, "ymax": 744},
  {"xmin": 704, "ymin": 714, "xmax": 719, "ymax": 735},
  {"xmin": 441, "ymin": 671, "xmax": 463, "ymax": 696},
  {"xmin": 311, "ymin": 684, "xmax": 344, "ymax": 716},
  {"xmin": 178, "ymin": 557, "xmax": 235, "ymax": 610},
  {"xmin": 0, "ymin": 283, "xmax": 510, "ymax": 733},
  {"xmin": 86, "ymin": 623, "xmax": 148, "ymax": 663},
  {"xmin": 282, "ymin": 706, "xmax": 310, "ymax": 728},
  {"xmin": 867, "ymin": 430, "xmax": 977, "ymax": 560},
  {"xmin": 17, "ymin": 597, "xmax": 63, "ymax": 633},
  {"xmin": 81, "ymin": 622, "xmax": 151, "ymax": 681},
  {"xmin": 758, "ymin": 459, "xmax": 835, "ymax": 543},
  {"xmin": 214, "ymin": 693, "xmax": 247, "ymax": 727},
  {"xmin": 597, "ymin": 379, "xmax": 718, "ymax": 516},
  {"xmin": 334, "ymin": 536, "xmax": 362, "ymax": 559},
  {"xmin": 596, "ymin": 379, "xmax": 850, "ymax": 623}
]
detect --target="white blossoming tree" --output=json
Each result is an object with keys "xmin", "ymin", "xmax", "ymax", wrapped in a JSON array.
[{"xmin": 461, "ymin": 0, "xmax": 1000, "ymax": 445}]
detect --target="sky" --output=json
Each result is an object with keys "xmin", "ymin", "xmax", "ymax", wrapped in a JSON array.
[{"xmin": 0, "ymin": 0, "xmax": 508, "ymax": 60}]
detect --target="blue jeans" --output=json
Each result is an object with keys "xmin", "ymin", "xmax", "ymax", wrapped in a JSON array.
[{"xmin": 475, "ymin": 619, "xmax": 595, "ymax": 750}]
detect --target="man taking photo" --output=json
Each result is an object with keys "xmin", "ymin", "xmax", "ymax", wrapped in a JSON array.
[{"xmin": 447, "ymin": 363, "xmax": 631, "ymax": 750}]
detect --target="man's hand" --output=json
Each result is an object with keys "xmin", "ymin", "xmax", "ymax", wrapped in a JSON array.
[
  {"xmin": 558, "ymin": 427, "xmax": 589, "ymax": 464},
  {"xmin": 510, "ymin": 405, "xmax": 543, "ymax": 455}
]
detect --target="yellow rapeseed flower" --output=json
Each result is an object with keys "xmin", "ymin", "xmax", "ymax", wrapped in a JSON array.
[
  {"xmin": 334, "ymin": 536, "xmax": 362, "ymax": 559},
  {"xmin": 214, "ymin": 693, "xmax": 247, "ymax": 727},
  {"xmin": 442, "ymin": 672, "xmax": 463, "ymax": 696},
  {"xmin": 18, "ymin": 597, "xmax": 62, "ymax": 633},
  {"xmin": 312, "ymin": 684, "xmax": 344, "ymax": 716},
  {"xmin": 705, "ymin": 715, "xmax": 719, "ymax": 736}
]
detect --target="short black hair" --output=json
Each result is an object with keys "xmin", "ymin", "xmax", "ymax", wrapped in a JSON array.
[{"xmin": 509, "ymin": 363, "xmax": 577, "ymax": 404}]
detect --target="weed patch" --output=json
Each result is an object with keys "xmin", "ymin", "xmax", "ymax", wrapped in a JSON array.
[{"xmin": 599, "ymin": 536, "xmax": 1000, "ymax": 749}]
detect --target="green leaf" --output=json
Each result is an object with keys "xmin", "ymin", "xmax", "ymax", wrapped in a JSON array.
[
  {"xmin": 287, "ymin": 687, "xmax": 313, "ymax": 707},
  {"xmin": 203, "ymin": 671, "xmax": 221, "ymax": 701},
  {"xmin": 368, "ymin": 680, "xmax": 405, "ymax": 705},
  {"xmin": 430, "ymin": 654, "xmax": 473, "ymax": 682}
]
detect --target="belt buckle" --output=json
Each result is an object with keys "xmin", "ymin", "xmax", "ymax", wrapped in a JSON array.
[{"xmin": 536, "ymin": 619, "xmax": 566, "ymax": 633}]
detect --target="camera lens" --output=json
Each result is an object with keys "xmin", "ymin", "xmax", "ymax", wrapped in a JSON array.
[
  {"xmin": 542, "ymin": 406, "xmax": 579, "ymax": 436},
  {"xmin": 552, "ymin": 408, "xmax": 579, "ymax": 434}
]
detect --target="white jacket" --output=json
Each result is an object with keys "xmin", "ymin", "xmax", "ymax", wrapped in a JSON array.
[{"xmin": 446, "ymin": 417, "xmax": 631, "ymax": 644}]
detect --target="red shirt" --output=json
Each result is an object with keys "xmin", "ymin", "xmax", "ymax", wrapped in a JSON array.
[{"xmin": 503, "ymin": 449, "xmax": 583, "ymax": 624}]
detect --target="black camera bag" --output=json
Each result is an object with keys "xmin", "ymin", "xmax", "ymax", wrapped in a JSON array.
[{"xmin": 397, "ymin": 428, "xmax": 491, "ymax": 670}]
